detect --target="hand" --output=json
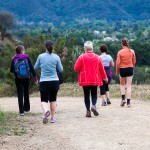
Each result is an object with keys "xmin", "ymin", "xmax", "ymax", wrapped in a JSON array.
[
  {"xmin": 116, "ymin": 72, "xmax": 119, "ymax": 76},
  {"xmin": 103, "ymin": 78, "xmax": 108, "ymax": 83},
  {"xmin": 34, "ymin": 80, "xmax": 38, "ymax": 85},
  {"xmin": 34, "ymin": 77, "xmax": 38, "ymax": 85}
]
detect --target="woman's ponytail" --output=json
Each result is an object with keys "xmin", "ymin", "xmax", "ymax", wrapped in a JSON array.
[
  {"xmin": 121, "ymin": 38, "xmax": 131, "ymax": 52},
  {"xmin": 45, "ymin": 40, "xmax": 54, "ymax": 54},
  {"xmin": 46, "ymin": 46, "xmax": 53, "ymax": 54}
]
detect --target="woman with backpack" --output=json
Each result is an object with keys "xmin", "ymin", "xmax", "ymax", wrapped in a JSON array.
[
  {"xmin": 10, "ymin": 45, "xmax": 38, "ymax": 116},
  {"xmin": 116, "ymin": 38, "xmax": 136, "ymax": 107},
  {"xmin": 34, "ymin": 40, "xmax": 63, "ymax": 124}
]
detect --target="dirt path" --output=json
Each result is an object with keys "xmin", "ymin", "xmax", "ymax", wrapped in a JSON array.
[{"xmin": 0, "ymin": 97, "xmax": 150, "ymax": 150}]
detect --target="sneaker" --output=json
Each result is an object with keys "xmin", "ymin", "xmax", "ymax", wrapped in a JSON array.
[
  {"xmin": 127, "ymin": 103, "xmax": 131, "ymax": 108},
  {"xmin": 107, "ymin": 98, "xmax": 111, "ymax": 105},
  {"xmin": 43, "ymin": 111, "xmax": 50, "ymax": 124},
  {"xmin": 24, "ymin": 110, "xmax": 30, "ymax": 114},
  {"xmin": 20, "ymin": 113, "xmax": 24, "ymax": 116},
  {"xmin": 45, "ymin": 111, "xmax": 50, "ymax": 117},
  {"xmin": 102, "ymin": 100, "xmax": 107, "ymax": 106},
  {"xmin": 120, "ymin": 100, "xmax": 126, "ymax": 107},
  {"xmin": 50, "ymin": 117, "xmax": 56, "ymax": 123},
  {"xmin": 43, "ymin": 117, "xmax": 48, "ymax": 124},
  {"xmin": 91, "ymin": 107, "xmax": 99, "ymax": 116},
  {"xmin": 86, "ymin": 111, "xmax": 91, "ymax": 117}
]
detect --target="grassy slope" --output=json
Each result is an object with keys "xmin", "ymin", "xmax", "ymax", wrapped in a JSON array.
[{"xmin": 32, "ymin": 83, "xmax": 150, "ymax": 100}]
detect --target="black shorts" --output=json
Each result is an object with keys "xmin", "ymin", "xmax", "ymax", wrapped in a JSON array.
[
  {"xmin": 39, "ymin": 81, "xmax": 59, "ymax": 102},
  {"xmin": 119, "ymin": 67, "xmax": 134, "ymax": 78},
  {"xmin": 100, "ymin": 81, "xmax": 109, "ymax": 95}
]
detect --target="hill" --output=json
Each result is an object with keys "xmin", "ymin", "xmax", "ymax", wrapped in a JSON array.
[{"xmin": 0, "ymin": 0, "xmax": 150, "ymax": 23}]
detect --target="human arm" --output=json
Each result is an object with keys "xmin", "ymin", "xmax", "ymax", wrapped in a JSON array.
[
  {"xmin": 132, "ymin": 50, "xmax": 136, "ymax": 67},
  {"xmin": 99, "ymin": 58, "xmax": 108, "ymax": 82},
  {"xmin": 28, "ymin": 58, "xmax": 38, "ymax": 84},
  {"xmin": 28, "ymin": 58, "xmax": 36, "ymax": 77},
  {"xmin": 56, "ymin": 56, "xmax": 63, "ymax": 73},
  {"xmin": 116, "ymin": 52, "xmax": 121, "ymax": 76},
  {"xmin": 34, "ymin": 55, "xmax": 41, "ymax": 70},
  {"xmin": 110, "ymin": 60, "xmax": 114, "ymax": 67}
]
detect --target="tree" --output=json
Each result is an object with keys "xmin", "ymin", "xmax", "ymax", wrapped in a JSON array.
[{"xmin": 0, "ymin": 11, "xmax": 13, "ymax": 40}]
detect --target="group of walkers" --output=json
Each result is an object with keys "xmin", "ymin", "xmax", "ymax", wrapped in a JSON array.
[{"xmin": 10, "ymin": 37, "xmax": 136, "ymax": 123}]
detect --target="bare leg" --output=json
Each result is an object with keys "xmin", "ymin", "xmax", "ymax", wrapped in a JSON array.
[
  {"xmin": 120, "ymin": 77, "xmax": 126, "ymax": 106},
  {"xmin": 106, "ymin": 91, "xmax": 109, "ymax": 99},
  {"xmin": 50, "ymin": 102, "xmax": 56, "ymax": 118},
  {"xmin": 101, "ymin": 94, "xmax": 107, "ymax": 106},
  {"xmin": 106, "ymin": 91, "xmax": 111, "ymax": 104},
  {"xmin": 120, "ymin": 77, "xmax": 126, "ymax": 95},
  {"xmin": 50, "ymin": 102, "xmax": 56, "ymax": 123},
  {"xmin": 41, "ymin": 102, "xmax": 49, "ymax": 114},
  {"xmin": 126, "ymin": 77, "xmax": 133, "ymax": 99},
  {"xmin": 101, "ymin": 94, "xmax": 105, "ymax": 101}
]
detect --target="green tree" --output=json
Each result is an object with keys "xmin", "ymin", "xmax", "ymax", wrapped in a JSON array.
[{"xmin": 0, "ymin": 11, "xmax": 13, "ymax": 40}]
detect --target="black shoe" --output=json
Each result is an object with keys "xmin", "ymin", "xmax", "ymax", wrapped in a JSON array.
[
  {"xmin": 107, "ymin": 99, "xmax": 111, "ymax": 105},
  {"xmin": 102, "ymin": 100, "xmax": 107, "ymax": 106},
  {"xmin": 127, "ymin": 103, "xmax": 131, "ymax": 108},
  {"xmin": 43, "ymin": 117, "xmax": 48, "ymax": 124},
  {"xmin": 86, "ymin": 111, "xmax": 91, "ymax": 117},
  {"xmin": 120, "ymin": 100, "xmax": 126, "ymax": 107}
]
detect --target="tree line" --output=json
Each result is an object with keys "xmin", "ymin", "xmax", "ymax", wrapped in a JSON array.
[{"xmin": 0, "ymin": 11, "xmax": 150, "ymax": 87}]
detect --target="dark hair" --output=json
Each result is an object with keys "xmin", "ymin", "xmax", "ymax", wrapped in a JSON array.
[
  {"xmin": 46, "ymin": 45, "xmax": 53, "ymax": 54},
  {"xmin": 121, "ymin": 38, "xmax": 129, "ymax": 46},
  {"xmin": 16, "ymin": 45, "xmax": 24, "ymax": 54},
  {"xmin": 45, "ymin": 40, "xmax": 54, "ymax": 54},
  {"xmin": 100, "ymin": 44, "xmax": 108, "ymax": 53}
]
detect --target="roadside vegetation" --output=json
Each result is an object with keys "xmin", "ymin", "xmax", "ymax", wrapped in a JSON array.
[{"xmin": 0, "ymin": 11, "xmax": 150, "ymax": 136}]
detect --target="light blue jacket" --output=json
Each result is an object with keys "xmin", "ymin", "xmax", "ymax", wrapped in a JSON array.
[{"xmin": 34, "ymin": 51, "xmax": 63, "ymax": 82}]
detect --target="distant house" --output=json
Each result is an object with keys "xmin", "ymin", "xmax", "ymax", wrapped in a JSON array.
[
  {"xmin": 93, "ymin": 30, "xmax": 100, "ymax": 36},
  {"xmin": 103, "ymin": 37, "xmax": 118, "ymax": 41}
]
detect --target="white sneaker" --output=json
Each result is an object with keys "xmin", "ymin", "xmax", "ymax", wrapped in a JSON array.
[
  {"xmin": 20, "ymin": 113, "xmax": 24, "ymax": 116},
  {"xmin": 127, "ymin": 103, "xmax": 131, "ymax": 108},
  {"xmin": 50, "ymin": 117, "xmax": 56, "ymax": 123},
  {"xmin": 24, "ymin": 110, "xmax": 30, "ymax": 114}
]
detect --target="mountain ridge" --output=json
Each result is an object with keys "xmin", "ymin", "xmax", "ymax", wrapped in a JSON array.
[{"xmin": 0, "ymin": 0, "xmax": 150, "ymax": 22}]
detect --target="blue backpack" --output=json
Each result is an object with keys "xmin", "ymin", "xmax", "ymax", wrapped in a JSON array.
[{"xmin": 14, "ymin": 58, "xmax": 30, "ymax": 78}]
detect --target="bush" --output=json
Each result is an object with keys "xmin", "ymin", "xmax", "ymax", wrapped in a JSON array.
[
  {"xmin": 0, "ymin": 83, "xmax": 16, "ymax": 97},
  {"xmin": 134, "ymin": 67, "xmax": 150, "ymax": 84}
]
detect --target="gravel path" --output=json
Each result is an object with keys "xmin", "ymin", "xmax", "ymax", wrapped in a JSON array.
[{"xmin": 0, "ymin": 97, "xmax": 150, "ymax": 150}]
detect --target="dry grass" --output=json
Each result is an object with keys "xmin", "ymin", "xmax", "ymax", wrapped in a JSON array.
[
  {"xmin": 0, "ymin": 83, "xmax": 149, "ymax": 100},
  {"xmin": 31, "ymin": 83, "xmax": 150, "ymax": 100},
  {"xmin": 58, "ymin": 83, "xmax": 150, "ymax": 100}
]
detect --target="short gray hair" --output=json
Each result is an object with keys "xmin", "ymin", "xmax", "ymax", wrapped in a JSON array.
[{"xmin": 84, "ymin": 41, "xmax": 93, "ymax": 51}]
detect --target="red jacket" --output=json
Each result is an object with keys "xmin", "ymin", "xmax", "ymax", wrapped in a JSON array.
[{"xmin": 74, "ymin": 51, "xmax": 107, "ymax": 86}]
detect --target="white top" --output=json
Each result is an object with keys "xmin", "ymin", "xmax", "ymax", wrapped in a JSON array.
[{"xmin": 100, "ymin": 53, "xmax": 113, "ymax": 66}]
